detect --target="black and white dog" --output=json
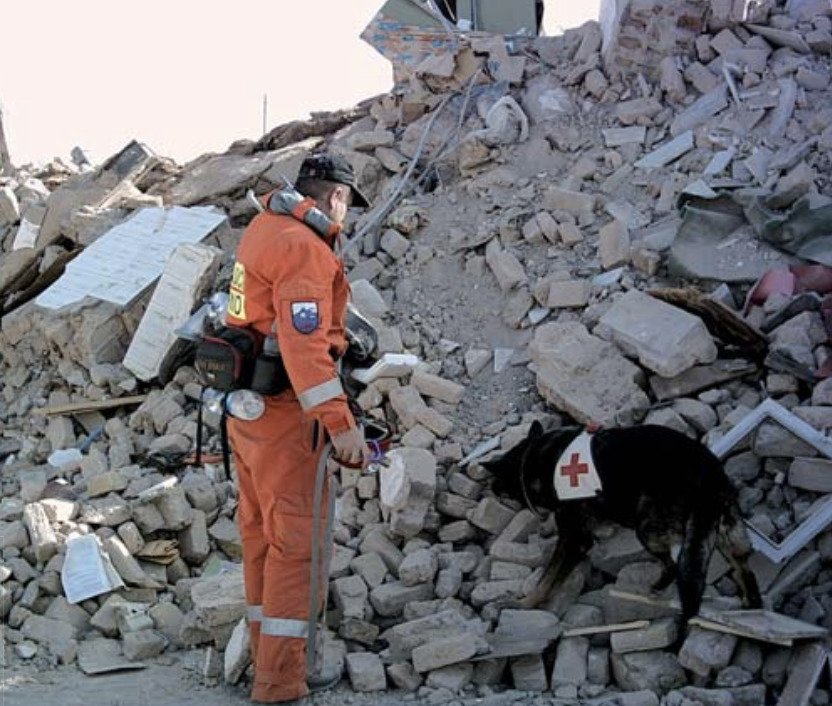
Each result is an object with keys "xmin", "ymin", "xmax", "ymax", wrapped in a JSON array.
[{"xmin": 483, "ymin": 422, "xmax": 762, "ymax": 625}]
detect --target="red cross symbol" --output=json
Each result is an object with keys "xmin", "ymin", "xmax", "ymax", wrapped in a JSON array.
[{"xmin": 560, "ymin": 453, "xmax": 589, "ymax": 488}]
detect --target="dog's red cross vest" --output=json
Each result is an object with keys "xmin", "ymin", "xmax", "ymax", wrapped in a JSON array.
[{"xmin": 554, "ymin": 431, "xmax": 603, "ymax": 501}]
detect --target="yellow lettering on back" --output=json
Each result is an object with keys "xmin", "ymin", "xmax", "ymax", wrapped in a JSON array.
[{"xmin": 228, "ymin": 262, "xmax": 247, "ymax": 320}]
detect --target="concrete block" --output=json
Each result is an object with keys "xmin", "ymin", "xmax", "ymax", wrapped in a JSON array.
[
  {"xmin": 122, "ymin": 629, "xmax": 168, "ymax": 661},
  {"xmin": 551, "ymin": 636, "xmax": 589, "ymax": 687},
  {"xmin": 670, "ymin": 87, "xmax": 728, "ymax": 136},
  {"xmin": 547, "ymin": 279, "xmax": 591, "ymax": 308},
  {"xmin": 438, "ymin": 520, "xmax": 477, "ymax": 543},
  {"xmin": 387, "ymin": 662, "xmax": 424, "ymax": 691},
  {"xmin": 0, "ymin": 520, "xmax": 30, "ymax": 551},
  {"xmin": 511, "ymin": 655, "xmax": 548, "ymax": 691},
  {"xmin": 412, "ymin": 633, "xmax": 487, "ymax": 673},
  {"xmin": 411, "ymin": 370, "xmax": 465, "ymax": 405},
  {"xmin": 149, "ymin": 603, "xmax": 185, "ymax": 645},
  {"xmin": 610, "ymin": 619, "xmax": 678, "ymax": 653},
  {"xmin": 380, "ymin": 228, "xmax": 410, "ymax": 260},
  {"xmin": 678, "ymin": 627, "xmax": 737, "ymax": 677},
  {"xmin": 0, "ymin": 186, "xmax": 20, "ymax": 226},
  {"xmin": 359, "ymin": 530, "xmax": 404, "ymax": 574},
  {"xmin": 348, "ymin": 130, "xmax": 395, "ymax": 151},
  {"xmin": 346, "ymin": 652, "xmax": 387, "ymax": 692},
  {"xmin": 45, "ymin": 597, "xmax": 91, "ymax": 634},
  {"xmin": 350, "ymin": 552, "xmax": 388, "ymax": 588},
  {"xmin": 616, "ymin": 98, "xmax": 662, "ymax": 125},
  {"xmin": 191, "ymin": 567, "xmax": 245, "ymax": 629},
  {"xmin": 467, "ymin": 498, "xmax": 514, "ymax": 535},
  {"xmin": 489, "ymin": 541, "xmax": 545, "ymax": 567},
  {"xmin": 598, "ymin": 290, "xmax": 717, "ymax": 378},
  {"xmin": 598, "ymin": 220, "xmax": 631, "ymax": 269},
  {"xmin": 474, "ymin": 658, "xmax": 508, "ymax": 686},
  {"xmin": 559, "ymin": 222, "xmax": 584, "ymax": 246},
  {"xmin": 435, "ymin": 565, "xmax": 463, "ymax": 598},
  {"xmin": 352, "ymin": 280, "xmax": 390, "ymax": 321},
  {"xmin": 530, "ymin": 322, "xmax": 649, "ymax": 426},
  {"xmin": 789, "ymin": 458, "xmax": 832, "ymax": 493},
  {"xmin": 426, "ymin": 663, "xmax": 474, "ymax": 691},
  {"xmin": 399, "ymin": 549, "xmax": 438, "ymax": 587},
  {"xmin": 388, "ymin": 386, "xmax": 427, "ymax": 429},
  {"xmin": 384, "ymin": 609, "xmax": 474, "ymax": 660},
  {"xmin": 469, "ymin": 579, "xmax": 525, "ymax": 607},
  {"xmin": 380, "ymin": 447, "xmax": 437, "ymax": 539},
  {"xmin": 209, "ymin": 517, "xmax": 242, "ymax": 560},
  {"xmin": 22, "ymin": 614, "xmax": 77, "ymax": 656},
  {"xmin": 544, "ymin": 186, "xmax": 597, "ymax": 216},
  {"xmin": 23, "ymin": 502, "xmax": 58, "ymax": 563},
  {"xmin": 123, "ymin": 244, "xmax": 220, "ymax": 382},
  {"xmin": 153, "ymin": 486, "xmax": 193, "ymax": 531},
  {"xmin": 611, "ymin": 650, "xmax": 686, "ymax": 693},
  {"xmin": 588, "ymin": 647, "xmax": 611, "ymax": 685},
  {"xmin": 603, "ymin": 127, "xmax": 647, "ymax": 148},
  {"xmin": 369, "ymin": 581, "xmax": 435, "ymax": 617},
  {"xmin": 485, "ymin": 240, "xmax": 527, "ymax": 292},
  {"xmin": 176, "ymin": 512, "xmax": 209, "ymax": 567},
  {"xmin": 685, "ymin": 62, "xmax": 720, "ymax": 93},
  {"xmin": 332, "ymin": 575, "xmax": 369, "ymax": 620}
]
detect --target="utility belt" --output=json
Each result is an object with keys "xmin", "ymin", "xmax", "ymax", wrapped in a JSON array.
[{"xmin": 194, "ymin": 326, "xmax": 290, "ymax": 396}]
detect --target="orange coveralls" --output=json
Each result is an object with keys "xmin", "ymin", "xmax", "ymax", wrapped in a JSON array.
[{"xmin": 225, "ymin": 200, "xmax": 355, "ymax": 703}]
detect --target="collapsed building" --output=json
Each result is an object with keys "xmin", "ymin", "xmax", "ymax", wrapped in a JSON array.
[{"xmin": 2, "ymin": 0, "xmax": 832, "ymax": 703}]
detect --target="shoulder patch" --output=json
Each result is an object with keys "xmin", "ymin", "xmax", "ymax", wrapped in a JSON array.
[{"xmin": 291, "ymin": 301, "xmax": 319, "ymax": 334}]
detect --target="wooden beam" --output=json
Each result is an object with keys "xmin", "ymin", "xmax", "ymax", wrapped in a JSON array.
[{"xmin": 33, "ymin": 395, "xmax": 147, "ymax": 417}]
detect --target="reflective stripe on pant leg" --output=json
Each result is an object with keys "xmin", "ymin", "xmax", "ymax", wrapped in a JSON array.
[{"xmin": 261, "ymin": 617, "xmax": 309, "ymax": 639}]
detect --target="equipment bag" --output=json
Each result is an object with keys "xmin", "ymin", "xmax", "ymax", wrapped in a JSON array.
[{"xmin": 194, "ymin": 326, "xmax": 263, "ymax": 392}]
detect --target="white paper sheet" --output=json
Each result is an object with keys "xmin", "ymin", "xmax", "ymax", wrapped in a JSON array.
[
  {"xmin": 36, "ymin": 206, "xmax": 226, "ymax": 310},
  {"xmin": 61, "ymin": 534, "xmax": 125, "ymax": 604}
]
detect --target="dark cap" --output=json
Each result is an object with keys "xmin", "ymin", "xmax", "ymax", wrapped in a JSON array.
[{"xmin": 297, "ymin": 153, "xmax": 370, "ymax": 208}]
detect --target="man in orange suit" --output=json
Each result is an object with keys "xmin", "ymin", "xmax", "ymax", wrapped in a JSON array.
[{"xmin": 225, "ymin": 153, "xmax": 371, "ymax": 702}]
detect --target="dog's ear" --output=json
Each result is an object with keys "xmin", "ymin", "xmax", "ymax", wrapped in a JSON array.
[{"xmin": 528, "ymin": 420, "xmax": 544, "ymax": 439}]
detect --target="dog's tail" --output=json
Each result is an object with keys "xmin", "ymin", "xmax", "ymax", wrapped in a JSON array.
[{"xmin": 716, "ymin": 501, "xmax": 762, "ymax": 609}]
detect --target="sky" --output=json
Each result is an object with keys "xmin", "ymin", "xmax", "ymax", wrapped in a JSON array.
[{"xmin": 0, "ymin": 1, "xmax": 600, "ymax": 167}]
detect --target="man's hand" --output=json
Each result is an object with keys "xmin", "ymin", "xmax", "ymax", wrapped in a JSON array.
[{"xmin": 330, "ymin": 426, "xmax": 370, "ymax": 469}]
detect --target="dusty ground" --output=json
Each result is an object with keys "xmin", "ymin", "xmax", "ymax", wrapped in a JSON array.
[{"xmin": 0, "ymin": 658, "xmax": 557, "ymax": 706}]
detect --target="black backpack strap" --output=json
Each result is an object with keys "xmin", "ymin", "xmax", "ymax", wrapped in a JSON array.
[
  {"xmin": 195, "ymin": 386, "xmax": 206, "ymax": 467},
  {"xmin": 220, "ymin": 406, "xmax": 231, "ymax": 481}
]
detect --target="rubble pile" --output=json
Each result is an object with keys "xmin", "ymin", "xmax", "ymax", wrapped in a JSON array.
[{"xmin": 2, "ymin": 0, "xmax": 832, "ymax": 703}]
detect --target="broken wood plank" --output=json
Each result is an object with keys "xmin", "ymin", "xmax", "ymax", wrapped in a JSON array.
[
  {"xmin": 608, "ymin": 589, "xmax": 681, "ymax": 612},
  {"xmin": 562, "ymin": 620, "xmax": 650, "ymax": 638},
  {"xmin": 33, "ymin": 395, "xmax": 148, "ymax": 417}
]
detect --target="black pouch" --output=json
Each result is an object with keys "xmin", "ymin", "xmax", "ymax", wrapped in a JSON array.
[
  {"xmin": 194, "ymin": 327, "xmax": 262, "ymax": 391},
  {"xmin": 250, "ymin": 353, "xmax": 291, "ymax": 395}
]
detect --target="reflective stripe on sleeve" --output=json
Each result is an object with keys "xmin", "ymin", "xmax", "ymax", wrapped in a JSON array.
[
  {"xmin": 247, "ymin": 605, "xmax": 263, "ymax": 622},
  {"xmin": 260, "ymin": 617, "xmax": 309, "ymax": 638},
  {"xmin": 297, "ymin": 378, "xmax": 344, "ymax": 411}
]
